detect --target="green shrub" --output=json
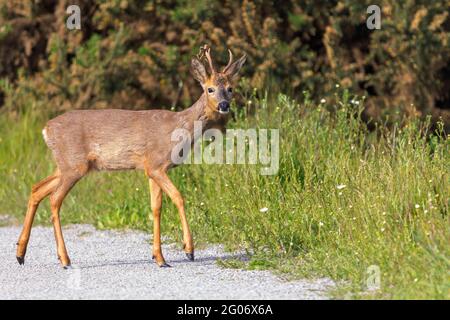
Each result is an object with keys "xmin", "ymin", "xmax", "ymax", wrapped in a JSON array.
[{"xmin": 0, "ymin": 0, "xmax": 449, "ymax": 128}]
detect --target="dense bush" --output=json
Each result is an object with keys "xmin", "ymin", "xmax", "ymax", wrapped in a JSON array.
[{"xmin": 1, "ymin": 1, "xmax": 449, "ymax": 128}]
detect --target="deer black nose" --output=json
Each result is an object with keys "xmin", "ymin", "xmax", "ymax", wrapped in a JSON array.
[{"xmin": 218, "ymin": 101, "xmax": 230, "ymax": 114}]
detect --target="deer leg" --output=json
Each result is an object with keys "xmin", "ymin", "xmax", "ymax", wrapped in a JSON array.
[
  {"xmin": 149, "ymin": 178, "xmax": 170, "ymax": 267},
  {"xmin": 16, "ymin": 172, "xmax": 60, "ymax": 265},
  {"xmin": 49, "ymin": 174, "xmax": 81, "ymax": 268},
  {"xmin": 152, "ymin": 170, "xmax": 194, "ymax": 261}
]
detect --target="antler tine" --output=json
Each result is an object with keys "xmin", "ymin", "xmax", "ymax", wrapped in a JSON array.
[
  {"xmin": 197, "ymin": 44, "xmax": 208, "ymax": 59},
  {"xmin": 204, "ymin": 47, "xmax": 216, "ymax": 74},
  {"xmin": 222, "ymin": 49, "xmax": 234, "ymax": 73}
]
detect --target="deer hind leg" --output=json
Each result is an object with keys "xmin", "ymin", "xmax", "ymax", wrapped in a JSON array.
[
  {"xmin": 151, "ymin": 170, "xmax": 194, "ymax": 262},
  {"xmin": 149, "ymin": 178, "xmax": 170, "ymax": 267},
  {"xmin": 49, "ymin": 173, "xmax": 83, "ymax": 268},
  {"xmin": 16, "ymin": 172, "xmax": 60, "ymax": 265}
]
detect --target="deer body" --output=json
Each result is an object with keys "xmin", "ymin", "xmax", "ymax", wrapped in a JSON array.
[
  {"xmin": 43, "ymin": 95, "xmax": 213, "ymax": 174},
  {"xmin": 16, "ymin": 46, "xmax": 246, "ymax": 268}
]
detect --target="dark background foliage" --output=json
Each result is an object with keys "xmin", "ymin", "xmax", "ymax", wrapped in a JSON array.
[{"xmin": 0, "ymin": 0, "xmax": 449, "ymax": 128}]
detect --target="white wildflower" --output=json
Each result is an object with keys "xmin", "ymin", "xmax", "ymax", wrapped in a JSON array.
[
  {"xmin": 259, "ymin": 207, "xmax": 269, "ymax": 213},
  {"xmin": 336, "ymin": 184, "xmax": 346, "ymax": 190}
]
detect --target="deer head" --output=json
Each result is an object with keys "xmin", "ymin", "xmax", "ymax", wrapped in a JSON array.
[{"xmin": 191, "ymin": 45, "xmax": 247, "ymax": 115}]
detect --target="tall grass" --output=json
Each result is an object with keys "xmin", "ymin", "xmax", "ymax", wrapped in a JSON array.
[{"xmin": 0, "ymin": 91, "xmax": 448, "ymax": 299}]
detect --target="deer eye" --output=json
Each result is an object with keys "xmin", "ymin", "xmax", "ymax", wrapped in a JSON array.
[
  {"xmin": 227, "ymin": 87, "xmax": 233, "ymax": 93},
  {"xmin": 207, "ymin": 87, "xmax": 215, "ymax": 93}
]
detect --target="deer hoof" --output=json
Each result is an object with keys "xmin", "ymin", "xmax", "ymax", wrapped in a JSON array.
[
  {"xmin": 158, "ymin": 262, "xmax": 171, "ymax": 268},
  {"xmin": 63, "ymin": 264, "xmax": 72, "ymax": 270},
  {"xmin": 186, "ymin": 253, "xmax": 194, "ymax": 261},
  {"xmin": 16, "ymin": 256, "xmax": 25, "ymax": 265}
]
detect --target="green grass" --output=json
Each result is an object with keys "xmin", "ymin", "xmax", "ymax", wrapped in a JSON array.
[{"xmin": 0, "ymin": 91, "xmax": 448, "ymax": 299}]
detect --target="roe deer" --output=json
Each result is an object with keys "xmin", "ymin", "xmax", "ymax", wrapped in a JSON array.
[{"xmin": 16, "ymin": 45, "xmax": 246, "ymax": 268}]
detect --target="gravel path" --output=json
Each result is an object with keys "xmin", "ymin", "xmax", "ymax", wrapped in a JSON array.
[{"xmin": 0, "ymin": 224, "xmax": 333, "ymax": 299}]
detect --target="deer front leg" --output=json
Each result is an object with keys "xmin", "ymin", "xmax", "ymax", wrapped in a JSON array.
[
  {"xmin": 17, "ymin": 173, "xmax": 60, "ymax": 265},
  {"xmin": 149, "ymin": 178, "xmax": 170, "ymax": 267},
  {"xmin": 48, "ymin": 174, "xmax": 82, "ymax": 268},
  {"xmin": 152, "ymin": 170, "xmax": 194, "ymax": 261}
]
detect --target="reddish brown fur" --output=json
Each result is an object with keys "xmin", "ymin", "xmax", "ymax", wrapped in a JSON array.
[{"xmin": 16, "ymin": 46, "xmax": 246, "ymax": 267}]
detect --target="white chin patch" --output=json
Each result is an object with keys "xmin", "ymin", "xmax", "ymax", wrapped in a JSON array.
[{"xmin": 218, "ymin": 110, "xmax": 229, "ymax": 115}]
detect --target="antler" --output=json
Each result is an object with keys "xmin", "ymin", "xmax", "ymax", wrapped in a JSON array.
[
  {"xmin": 222, "ymin": 49, "xmax": 234, "ymax": 73},
  {"xmin": 197, "ymin": 44, "xmax": 208, "ymax": 59},
  {"xmin": 196, "ymin": 44, "xmax": 216, "ymax": 75},
  {"xmin": 204, "ymin": 47, "xmax": 216, "ymax": 74}
]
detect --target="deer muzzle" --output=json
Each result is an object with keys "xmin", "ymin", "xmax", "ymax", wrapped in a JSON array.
[{"xmin": 218, "ymin": 101, "xmax": 230, "ymax": 114}]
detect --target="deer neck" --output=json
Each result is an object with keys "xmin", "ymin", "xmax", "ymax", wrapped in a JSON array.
[{"xmin": 178, "ymin": 93, "xmax": 227, "ymax": 135}]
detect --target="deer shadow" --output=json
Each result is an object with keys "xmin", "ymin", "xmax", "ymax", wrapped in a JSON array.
[{"xmin": 76, "ymin": 251, "xmax": 249, "ymax": 270}]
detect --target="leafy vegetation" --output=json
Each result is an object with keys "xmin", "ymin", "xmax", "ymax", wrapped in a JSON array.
[
  {"xmin": 0, "ymin": 0, "xmax": 449, "ymax": 128},
  {"xmin": 0, "ymin": 88, "xmax": 448, "ymax": 299}
]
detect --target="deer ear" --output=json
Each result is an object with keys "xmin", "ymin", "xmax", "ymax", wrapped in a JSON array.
[
  {"xmin": 224, "ymin": 54, "xmax": 247, "ymax": 79},
  {"xmin": 191, "ymin": 58, "xmax": 208, "ymax": 83}
]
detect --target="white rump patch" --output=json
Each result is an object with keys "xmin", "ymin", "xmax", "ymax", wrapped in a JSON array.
[{"xmin": 42, "ymin": 127, "xmax": 49, "ymax": 143}]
